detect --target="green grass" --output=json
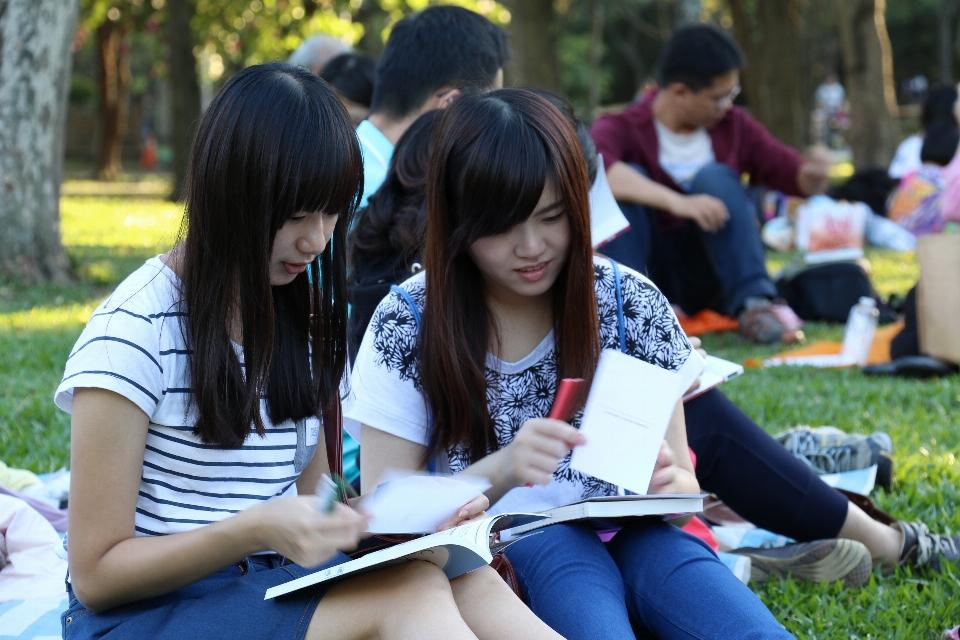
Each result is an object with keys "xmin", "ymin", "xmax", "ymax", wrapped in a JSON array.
[
  {"xmin": 2, "ymin": 190, "xmax": 959, "ymax": 637},
  {"xmin": 0, "ymin": 194, "xmax": 182, "ymax": 472}
]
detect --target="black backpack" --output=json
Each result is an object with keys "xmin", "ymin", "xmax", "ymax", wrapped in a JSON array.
[{"xmin": 775, "ymin": 261, "xmax": 890, "ymax": 323}]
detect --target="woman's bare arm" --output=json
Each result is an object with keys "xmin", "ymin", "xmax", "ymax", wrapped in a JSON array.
[{"xmin": 69, "ymin": 388, "xmax": 365, "ymax": 612}]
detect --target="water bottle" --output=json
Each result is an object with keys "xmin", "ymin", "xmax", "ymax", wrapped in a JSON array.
[{"xmin": 840, "ymin": 297, "xmax": 879, "ymax": 366}]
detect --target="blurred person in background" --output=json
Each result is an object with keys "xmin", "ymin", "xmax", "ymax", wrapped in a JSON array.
[
  {"xmin": 591, "ymin": 24, "xmax": 828, "ymax": 345},
  {"xmin": 289, "ymin": 34, "xmax": 351, "ymax": 75},
  {"xmin": 321, "ymin": 53, "xmax": 376, "ymax": 127},
  {"xmin": 889, "ymin": 83, "xmax": 959, "ymax": 179}
]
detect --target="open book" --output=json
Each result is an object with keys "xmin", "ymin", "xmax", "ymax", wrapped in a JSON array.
[
  {"xmin": 681, "ymin": 356, "xmax": 744, "ymax": 402},
  {"xmin": 264, "ymin": 513, "xmax": 543, "ymax": 600},
  {"xmin": 503, "ymin": 494, "xmax": 706, "ymax": 536}
]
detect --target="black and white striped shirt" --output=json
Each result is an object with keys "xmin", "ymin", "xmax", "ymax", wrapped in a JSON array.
[{"xmin": 56, "ymin": 257, "xmax": 318, "ymax": 536}]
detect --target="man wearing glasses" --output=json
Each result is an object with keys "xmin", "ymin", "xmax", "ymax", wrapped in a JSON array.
[{"xmin": 592, "ymin": 24, "xmax": 828, "ymax": 344}]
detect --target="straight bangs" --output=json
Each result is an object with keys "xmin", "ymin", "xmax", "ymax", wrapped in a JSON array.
[
  {"xmin": 421, "ymin": 88, "xmax": 600, "ymax": 463},
  {"xmin": 268, "ymin": 88, "xmax": 363, "ymax": 233},
  {"xmin": 182, "ymin": 62, "xmax": 360, "ymax": 447}
]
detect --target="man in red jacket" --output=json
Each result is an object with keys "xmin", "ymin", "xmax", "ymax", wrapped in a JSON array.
[{"xmin": 592, "ymin": 24, "xmax": 829, "ymax": 344}]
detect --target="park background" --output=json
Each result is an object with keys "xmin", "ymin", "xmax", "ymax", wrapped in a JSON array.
[{"xmin": 1, "ymin": 0, "xmax": 959, "ymax": 638}]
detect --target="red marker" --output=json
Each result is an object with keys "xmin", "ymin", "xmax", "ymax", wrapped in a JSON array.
[{"xmin": 526, "ymin": 378, "xmax": 586, "ymax": 488}]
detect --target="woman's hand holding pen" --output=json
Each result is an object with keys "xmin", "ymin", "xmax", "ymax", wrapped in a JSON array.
[
  {"xmin": 498, "ymin": 418, "xmax": 586, "ymax": 488},
  {"xmin": 246, "ymin": 497, "xmax": 368, "ymax": 568}
]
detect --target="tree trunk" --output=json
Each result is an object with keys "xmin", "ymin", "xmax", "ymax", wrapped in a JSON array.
[
  {"xmin": 938, "ymin": 0, "xmax": 960, "ymax": 83},
  {"xmin": 355, "ymin": 0, "xmax": 389, "ymax": 59},
  {"xmin": 0, "ymin": 0, "xmax": 76, "ymax": 282},
  {"xmin": 835, "ymin": 0, "xmax": 899, "ymax": 168},
  {"xmin": 167, "ymin": 0, "xmax": 200, "ymax": 202},
  {"xmin": 729, "ymin": 0, "xmax": 809, "ymax": 150},
  {"xmin": 95, "ymin": 19, "xmax": 130, "ymax": 181},
  {"xmin": 587, "ymin": 0, "xmax": 605, "ymax": 113},
  {"xmin": 507, "ymin": 0, "xmax": 560, "ymax": 90}
]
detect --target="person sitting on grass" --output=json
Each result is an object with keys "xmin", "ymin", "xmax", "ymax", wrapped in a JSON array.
[
  {"xmin": 590, "ymin": 23, "xmax": 830, "ymax": 345},
  {"xmin": 348, "ymin": 92, "xmax": 960, "ymax": 592},
  {"xmin": 348, "ymin": 88, "xmax": 795, "ymax": 639},
  {"xmin": 53, "ymin": 62, "xmax": 567, "ymax": 640}
]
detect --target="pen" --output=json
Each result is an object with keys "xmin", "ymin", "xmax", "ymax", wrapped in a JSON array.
[
  {"xmin": 316, "ymin": 473, "xmax": 359, "ymax": 513},
  {"xmin": 526, "ymin": 378, "xmax": 586, "ymax": 488}
]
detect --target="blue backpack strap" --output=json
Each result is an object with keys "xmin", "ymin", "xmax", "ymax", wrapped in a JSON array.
[
  {"xmin": 390, "ymin": 284, "xmax": 422, "ymax": 331},
  {"xmin": 389, "ymin": 283, "xmax": 436, "ymax": 472},
  {"xmin": 609, "ymin": 259, "xmax": 626, "ymax": 354}
]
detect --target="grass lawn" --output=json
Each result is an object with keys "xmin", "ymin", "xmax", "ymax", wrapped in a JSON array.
[{"xmin": 2, "ymin": 189, "xmax": 959, "ymax": 638}]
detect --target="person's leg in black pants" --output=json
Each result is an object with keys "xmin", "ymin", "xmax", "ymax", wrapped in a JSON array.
[
  {"xmin": 685, "ymin": 389, "xmax": 849, "ymax": 540},
  {"xmin": 685, "ymin": 389, "xmax": 910, "ymax": 569}
]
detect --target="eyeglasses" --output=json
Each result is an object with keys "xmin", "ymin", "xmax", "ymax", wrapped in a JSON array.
[{"xmin": 711, "ymin": 85, "xmax": 741, "ymax": 108}]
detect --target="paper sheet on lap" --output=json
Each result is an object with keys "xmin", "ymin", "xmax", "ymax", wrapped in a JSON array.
[
  {"xmin": 360, "ymin": 474, "xmax": 491, "ymax": 534},
  {"xmin": 571, "ymin": 349, "xmax": 698, "ymax": 494}
]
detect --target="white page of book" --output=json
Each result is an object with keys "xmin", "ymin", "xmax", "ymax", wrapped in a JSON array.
[
  {"xmin": 589, "ymin": 154, "xmax": 631, "ymax": 248},
  {"xmin": 264, "ymin": 513, "xmax": 543, "ymax": 600},
  {"xmin": 361, "ymin": 474, "xmax": 491, "ymax": 534},
  {"xmin": 571, "ymin": 349, "xmax": 686, "ymax": 494},
  {"xmin": 682, "ymin": 355, "xmax": 744, "ymax": 401}
]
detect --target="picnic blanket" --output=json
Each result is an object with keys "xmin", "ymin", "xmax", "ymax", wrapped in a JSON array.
[
  {"xmin": 0, "ymin": 597, "xmax": 66, "ymax": 640},
  {"xmin": 746, "ymin": 321, "xmax": 904, "ymax": 368}
]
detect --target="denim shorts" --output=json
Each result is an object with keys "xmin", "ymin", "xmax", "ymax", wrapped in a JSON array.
[{"xmin": 62, "ymin": 553, "xmax": 351, "ymax": 640}]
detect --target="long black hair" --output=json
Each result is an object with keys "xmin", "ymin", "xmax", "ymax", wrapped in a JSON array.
[
  {"xmin": 421, "ymin": 89, "xmax": 598, "ymax": 463},
  {"xmin": 180, "ymin": 62, "xmax": 362, "ymax": 447},
  {"xmin": 349, "ymin": 109, "xmax": 440, "ymax": 271}
]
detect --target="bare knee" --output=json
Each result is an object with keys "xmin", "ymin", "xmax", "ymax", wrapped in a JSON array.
[
  {"xmin": 385, "ymin": 560, "xmax": 452, "ymax": 597},
  {"xmin": 451, "ymin": 565, "xmax": 515, "ymax": 603}
]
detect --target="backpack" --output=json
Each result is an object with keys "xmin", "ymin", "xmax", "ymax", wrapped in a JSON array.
[{"xmin": 774, "ymin": 262, "xmax": 885, "ymax": 323}]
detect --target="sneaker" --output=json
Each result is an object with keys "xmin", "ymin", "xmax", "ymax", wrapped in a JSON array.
[
  {"xmin": 775, "ymin": 426, "xmax": 894, "ymax": 491},
  {"xmin": 737, "ymin": 300, "xmax": 805, "ymax": 345},
  {"xmin": 731, "ymin": 538, "xmax": 873, "ymax": 588},
  {"xmin": 896, "ymin": 520, "xmax": 960, "ymax": 572}
]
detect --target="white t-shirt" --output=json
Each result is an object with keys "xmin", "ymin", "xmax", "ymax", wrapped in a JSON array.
[
  {"xmin": 56, "ymin": 257, "xmax": 319, "ymax": 537},
  {"xmin": 654, "ymin": 118, "xmax": 716, "ymax": 190},
  {"xmin": 815, "ymin": 82, "xmax": 846, "ymax": 113},
  {"xmin": 889, "ymin": 134, "xmax": 924, "ymax": 179},
  {"xmin": 346, "ymin": 257, "xmax": 699, "ymax": 515}
]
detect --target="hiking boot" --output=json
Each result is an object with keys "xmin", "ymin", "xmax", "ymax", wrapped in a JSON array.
[
  {"xmin": 731, "ymin": 538, "xmax": 872, "ymax": 588},
  {"xmin": 896, "ymin": 520, "xmax": 960, "ymax": 572},
  {"xmin": 737, "ymin": 300, "xmax": 804, "ymax": 345},
  {"xmin": 775, "ymin": 426, "xmax": 894, "ymax": 490}
]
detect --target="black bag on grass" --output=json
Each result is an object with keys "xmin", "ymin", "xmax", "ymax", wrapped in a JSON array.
[{"xmin": 775, "ymin": 262, "xmax": 875, "ymax": 322}]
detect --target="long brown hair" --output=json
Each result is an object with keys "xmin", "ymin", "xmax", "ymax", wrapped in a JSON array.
[
  {"xmin": 421, "ymin": 89, "xmax": 599, "ymax": 464},
  {"xmin": 180, "ymin": 63, "xmax": 362, "ymax": 447}
]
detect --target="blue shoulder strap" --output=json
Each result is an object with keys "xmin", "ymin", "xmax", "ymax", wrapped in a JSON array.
[
  {"xmin": 390, "ymin": 284, "xmax": 422, "ymax": 331},
  {"xmin": 609, "ymin": 259, "xmax": 626, "ymax": 354}
]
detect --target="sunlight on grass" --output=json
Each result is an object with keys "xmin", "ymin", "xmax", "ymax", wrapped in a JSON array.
[
  {"xmin": 0, "ymin": 302, "xmax": 96, "ymax": 332},
  {"xmin": 60, "ymin": 196, "xmax": 183, "ymax": 250}
]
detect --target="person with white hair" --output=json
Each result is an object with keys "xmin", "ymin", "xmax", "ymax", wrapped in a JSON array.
[{"xmin": 289, "ymin": 34, "xmax": 351, "ymax": 75}]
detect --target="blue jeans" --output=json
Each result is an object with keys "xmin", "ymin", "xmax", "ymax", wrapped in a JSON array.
[
  {"xmin": 504, "ymin": 521, "xmax": 794, "ymax": 640},
  {"xmin": 601, "ymin": 163, "xmax": 777, "ymax": 316},
  {"xmin": 62, "ymin": 553, "xmax": 350, "ymax": 640}
]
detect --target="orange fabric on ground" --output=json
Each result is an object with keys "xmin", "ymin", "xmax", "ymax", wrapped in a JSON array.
[
  {"xmin": 746, "ymin": 322, "xmax": 904, "ymax": 367},
  {"xmin": 678, "ymin": 309, "xmax": 739, "ymax": 336}
]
